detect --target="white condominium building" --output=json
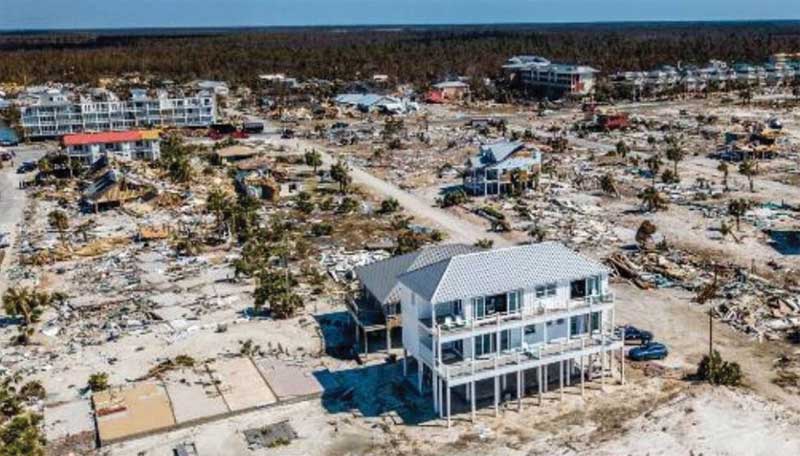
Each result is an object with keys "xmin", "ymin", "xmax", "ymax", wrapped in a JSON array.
[{"xmin": 21, "ymin": 88, "xmax": 216, "ymax": 138}]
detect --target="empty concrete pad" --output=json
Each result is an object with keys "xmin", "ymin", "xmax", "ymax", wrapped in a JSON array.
[
  {"xmin": 208, "ymin": 357, "xmax": 276, "ymax": 412},
  {"xmin": 44, "ymin": 399, "xmax": 94, "ymax": 442},
  {"xmin": 254, "ymin": 359, "xmax": 324, "ymax": 401},
  {"xmin": 164, "ymin": 368, "xmax": 229, "ymax": 424},
  {"xmin": 93, "ymin": 382, "xmax": 176, "ymax": 445}
]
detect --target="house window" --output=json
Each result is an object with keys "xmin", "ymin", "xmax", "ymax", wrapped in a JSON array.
[
  {"xmin": 472, "ymin": 297, "xmax": 485, "ymax": 319},
  {"xmin": 508, "ymin": 291, "xmax": 520, "ymax": 313},
  {"xmin": 474, "ymin": 333, "xmax": 494, "ymax": 356},
  {"xmin": 591, "ymin": 312, "xmax": 601, "ymax": 332},
  {"xmin": 500, "ymin": 330, "xmax": 510, "ymax": 351},
  {"xmin": 452, "ymin": 300, "xmax": 463, "ymax": 317},
  {"xmin": 536, "ymin": 286, "xmax": 545, "ymax": 298},
  {"xmin": 536, "ymin": 284, "xmax": 557, "ymax": 298}
]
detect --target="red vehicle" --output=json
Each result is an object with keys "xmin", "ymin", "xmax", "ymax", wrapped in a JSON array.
[{"xmin": 231, "ymin": 131, "xmax": 250, "ymax": 139}]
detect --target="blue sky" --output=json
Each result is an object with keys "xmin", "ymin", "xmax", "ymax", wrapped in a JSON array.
[{"xmin": 2, "ymin": 0, "xmax": 799, "ymax": 30}]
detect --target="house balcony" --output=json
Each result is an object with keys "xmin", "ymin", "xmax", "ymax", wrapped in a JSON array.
[
  {"xmin": 418, "ymin": 292, "xmax": 614, "ymax": 341},
  {"xmin": 434, "ymin": 332, "xmax": 622, "ymax": 386}
]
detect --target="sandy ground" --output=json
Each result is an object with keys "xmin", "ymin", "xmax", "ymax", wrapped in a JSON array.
[{"xmin": 4, "ymin": 94, "xmax": 800, "ymax": 455}]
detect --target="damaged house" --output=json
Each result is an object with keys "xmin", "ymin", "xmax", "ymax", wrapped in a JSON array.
[
  {"xmin": 463, "ymin": 141, "xmax": 542, "ymax": 196},
  {"xmin": 82, "ymin": 168, "xmax": 155, "ymax": 212},
  {"xmin": 334, "ymin": 93, "xmax": 418, "ymax": 115},
  {"xmin": 63, "ymin": 130, "xmax": 161, "ymax": 165}
]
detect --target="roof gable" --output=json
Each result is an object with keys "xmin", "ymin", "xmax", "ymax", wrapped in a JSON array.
[
  {"xmin": 354, "ymin": 244, "xmax": 480, "ymax": 304},
  {"xmin": 399, "ymin": 242, "xmax": 609, "ymax": 304}
]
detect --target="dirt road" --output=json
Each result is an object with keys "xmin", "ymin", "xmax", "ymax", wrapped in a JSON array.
[{"xmin": 278, "ymin": 136, "xmax": 510, "ymax": 246}]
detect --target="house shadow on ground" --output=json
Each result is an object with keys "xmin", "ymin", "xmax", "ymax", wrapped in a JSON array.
[
  {"xmin": 314, "ymin": 311, "xmax": 358, "ymax": 360},
  {"xmin": 314, "ymin": 311, "xmax": 399, "ymax": 360},
  {"xmin": 313, "ymin": 361, "xmax": 437, "ymax": 426}
]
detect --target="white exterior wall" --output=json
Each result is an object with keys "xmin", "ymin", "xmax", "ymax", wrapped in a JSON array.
[
  {"xmin": 66, "ymin": 139, "xmax": 160, "ymax": 164},
  {"xmin": 402, "ymin": 272, "xmax": 611, "ymax": 371},
  {"xmin": 22, "ymin": 94, "xmax": 216, "ymax": 138}
]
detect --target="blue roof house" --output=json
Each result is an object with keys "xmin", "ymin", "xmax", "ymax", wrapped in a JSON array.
[{"xmin": 463, "ymin": 141, "xmax": 542, "ymax": 196}]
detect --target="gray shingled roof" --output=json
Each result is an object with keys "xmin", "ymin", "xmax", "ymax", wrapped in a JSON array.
[
  {"xmin": 398, "ymin": 242, "xmax": 609, "ymax": 304},
  {"xmin": 354, "ymin": 244, "xmax": 481, "ymax": 305}
]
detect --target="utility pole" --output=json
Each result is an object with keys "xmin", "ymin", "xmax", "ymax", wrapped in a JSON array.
[{"xmin": 708, "ymin": 263, "xmax": 717, "ymax": 380}]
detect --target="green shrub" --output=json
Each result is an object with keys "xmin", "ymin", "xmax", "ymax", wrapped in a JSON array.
[{"xmin": 696, "ymin": 350, "xmax": 743, "ymax": 386}]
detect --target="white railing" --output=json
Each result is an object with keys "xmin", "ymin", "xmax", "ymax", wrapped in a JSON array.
[
  {"xmin": 438, "ymin": 332, "xmax": 621, "ymax": 380},
  {"xmin": 421, "ymin": 292, "xmax": 615, "ymax": 337}
]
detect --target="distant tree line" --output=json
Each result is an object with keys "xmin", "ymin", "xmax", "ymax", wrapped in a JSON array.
[{"xmin": 1, "ymin": 22, "xmax": 800, "ymax": 86}]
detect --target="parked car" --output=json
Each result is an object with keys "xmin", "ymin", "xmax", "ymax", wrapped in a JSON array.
[
  {"xmin": 628, "ymin": 342, "xmax": 668, "ymax": 361},
  {"xmin": 16, "ymin": 161, "xmax": 37, "ymax": 174},
  {"xmin": 617, "ymin": 324, "xmax": 653, "ymax": 344}
]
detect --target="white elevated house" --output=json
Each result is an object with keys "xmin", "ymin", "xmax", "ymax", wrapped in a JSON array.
[
  {"xmin": 62, "ymin": 130, "xmax": 161, "ymax": 164},
  {"xmin": 398, "ymin": 242, "xmax": 623, "ymax": 425},
  {"xmin": 463, "ymin": 141, "xmax": 541, "ymax": 196}
]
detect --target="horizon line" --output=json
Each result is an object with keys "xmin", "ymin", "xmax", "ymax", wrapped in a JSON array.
[{"xmin": 2, "ymin": 18, "xmax": 800, "ymax": 34}]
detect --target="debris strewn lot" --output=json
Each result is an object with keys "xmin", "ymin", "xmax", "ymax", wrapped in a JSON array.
[{"xmin": 4, "ymin": 78, "xmax": 800, "ymax": 455}]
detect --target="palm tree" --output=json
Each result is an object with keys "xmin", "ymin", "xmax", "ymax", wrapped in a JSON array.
[
  {"xmin": 330, "ymin": 160, "xmax": 352, "ymax": 194},
  {"xmin": 599, "ymin": 173, "xmax": 620, "ymax": 198},
  {"xmin": 47, "ymin": 210, "xmax": 69, "ymax": 247},
  {"xmin": 528, "ymin": 224, "xmax": 546, "ymax": 243},
  {"xmin": 635, "ymin": 220, "xmax": 657, "ymax": 249},
  {"xmin": 638, "ymin": 186, "xmax": 667, "ymax": 212},
  {"xmin": 3, "ymin": 287, "xmax": 35, "ymax": 326},
  {"xmin": 719, "ymin": 220, "xmax": 739, "ymax": 243},
  {"xmin": 304, "ymin": 149, "xmax": 323, "ymax": 173},
  {"xmin": 645, "ymin": 154, "xmax": 662, "ymax": 185},
  {"xmin": 738, "ymin": 87, "xmax": 753, "ymax": 105},
  {"xmin": 717, "ymin": 161, "xmax": 729, "ymax": 191},
  {"xmin": 168, "ymin": 155, "xmax": 192, "ymax": 183},
  {"xmin": 615, "ymin": 140, "xmax": 629, "ymax": 158},
  {"xmin": 3, "ymin": 287, "xmax": 49, "ymax": 345},
  {"xmin": 206, "ymin": 187, "xmax": 228, "ymax": 233},
  {"xmin": 728, "ymin": 199, "xmax": 750, "ymax": 231},
  {"xmin": 738, "ymin": 159, "xmax": 758, "ymax": 192},
  {"xmin": 474, "ymin": 239, "xmax": 494, "ymax": 249},
  {"xmin": 665, "ymin": 141, "xmax": 685, "ymax": 179}
]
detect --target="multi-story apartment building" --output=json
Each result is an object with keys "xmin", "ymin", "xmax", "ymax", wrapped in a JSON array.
[
  {"xmin": 21, "ymin": 88, "xmax": 216, "ymax": 138},
  {"xmin": 503, "ymin": 55, "xmax": 598, "ymax": 98},
  {"xmin": 62, "ymin": 130, "xmax": 161, "ymax": 164},
  {"xmin": 398, "ymin": 242, "xmax": 623, "ymax": 425}
]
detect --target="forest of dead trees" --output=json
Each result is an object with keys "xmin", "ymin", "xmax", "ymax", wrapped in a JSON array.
[{"xmin": 1, "ymin": 22, "xmax": 800, "ymax": 86}]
